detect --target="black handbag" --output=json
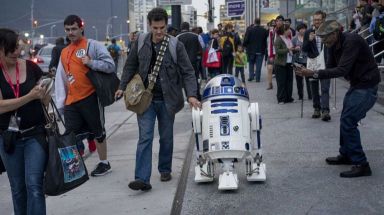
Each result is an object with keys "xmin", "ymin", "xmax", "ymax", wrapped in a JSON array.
[
  {"xmin": 86, "ymin": 41, "xmax": 120, "ymax": 107},
  {"xmin": 42, "ymin": 100, "xmax": 89, "ymax": 196}
]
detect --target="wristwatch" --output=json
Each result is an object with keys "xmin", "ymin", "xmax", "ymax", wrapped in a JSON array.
[{"xmin": 312, "ymin": 70, "xmax": 319, "ymax": 79}]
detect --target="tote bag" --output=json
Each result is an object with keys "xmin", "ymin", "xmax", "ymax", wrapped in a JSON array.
[
  {"xmin": 203, "ymin": 40, "xmax": 222, "ymax": 68},
  {"xmin": 43, "ymin": 100, "xmax": 89, "ymax": 196}
]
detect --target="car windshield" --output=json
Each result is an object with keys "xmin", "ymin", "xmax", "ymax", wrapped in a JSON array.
[{"xmin": 40, "ymin": 47, "xmax": 52, "ymax": 56}]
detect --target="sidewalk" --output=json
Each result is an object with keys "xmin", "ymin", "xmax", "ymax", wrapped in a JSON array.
[{"xmin": 44, "ymin": 101, "xmax": 193, "ymax": 215}]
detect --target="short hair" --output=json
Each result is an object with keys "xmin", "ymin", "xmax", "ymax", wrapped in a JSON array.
[
  {"xmin": 296, "ymin": 23, "xmax": 307, "ymax": 31},
  {"xmin": 218, "ymin": 23, "xmax": 222, "ymax": 27},
  {"xmin": 224, "ymin": 23, "xmax": 233, "ymax": 31},
  {"xmin": 276, "ymin": 15, "xmax": 285, "ymax": 21},
  {"xmin": 285, "ymin": 18, "xmax": 292, "ymax": 23},
  {"xmin": 64, "ymin": 15, "xmax": 83, "ymax": 27},
  {"xmin": 314, "ymin": 10, "xmax": 326, "ymax": 19},
  {"xmin": 211, "ymin": 29, "xmax": 219, "ymax": 34},
  {"xmin": 0, "ymin": 28, "xmax": 19, "ymax": 56},
  {"xmin": 111, "ymin": 38, "xmax": 116, "ymax": 44},
  {"xmin": 55, "ymin": 37, "xmax": 65, "ymax": 45},
  {"xmin": 254, "ymin": 18, "xmax": 261, "ymax": 25},
  {"xmin": 180, "ymin": 22, "xmax": 190, "ymax": 31},
  {"xmin": 147, "ymin": 7, "xmax": 168, "ymax": 25}
]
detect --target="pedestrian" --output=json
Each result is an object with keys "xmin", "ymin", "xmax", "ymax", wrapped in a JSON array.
[
  {"xmin": 266, "ymin": 19, "xmax": 276, "ymax": 90},
  {"xmin": 274, "ymin": 24, "xmax": 295, "ymax": 104},
  {"xmin": 48, "ymin": 37, "xmax": 66, "ymax": 76},
  {"xmin": 302, "ymin": 10, "xmax": 331, "ymax": 121},
  {"xmin": 296, "ymin": 20, "xmax": 381, "ymax": 178},
  {"xmin": 285, "ymin": 18, "xmax": 296, "ymax": 38},
  {"xmin": 369, "ymin": 4, "xmax": 384, "ymax": 63},
  {"xmin": 292, "ymin": 23, "xmax": 312, "ymax": 100},
  {"xmin": 115, "ymin": 7, "xmax": 200, "ymax": 191},
  {"xmin": 234, "ymin": 45, "xmax": 247, "ymax": 83},
  {"xmin": 107, "ymin": 38, "xmax": 121, "ymax": 73},
  {"xmin": 55, "ymin": 15, "xmax": 115, "ymax": 177},
  {"xmin": 206, "ymin": 29, "xmax": 221, "ymax": 79},
  {"xmin": 177, "ymin": 22, "xmax": 203, "ymax": 100},
  {"xmin": 243, "ymin": 18, "xmax": 268, "ymax": 82},
  {"xmin": 0, "ymin": 28, "xmax": 49, "ymax": 214},
  {"xmin": 220, "ymin": 23, "xmax": 236, "ymax": 75}
]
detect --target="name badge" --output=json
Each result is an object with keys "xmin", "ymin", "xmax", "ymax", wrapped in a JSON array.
[
  {"xmin": 67, "ymin": 72, "xmax": 75, "ymax": 85},
  {"xmin": 8, "ymin": 115, "xmax": 20, "ymax": 132}
]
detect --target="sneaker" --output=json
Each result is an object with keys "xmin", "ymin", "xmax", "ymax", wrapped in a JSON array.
[
  {"xmin": 312, "ymin": 109, "xmax": 321, "ymax": 118},
  {"xmin": 128, "ymin": 180, "xmax": 152, "ymax": 191},
  {"xmin": 160, "ymin": 172, "xmax": 172, "ymax": 182},
  {"xmin": 91, "ymin": 162, "xmax": 112, "ymax": 177},
  {"xmin": 88, "ymin": 139, "xmax": 97, "ymax": 153},
  {"xmin": 340, "ymin": 163, "xmax": 372, "ymax": 178},
  {"xmin": 247, "ymin": 78, "xmax": 254, "ymax": 82},
  {"xmin": 278, "ymin": 102, "xmax": 285, "ymax": 105},
  {"xmin": 321, "ymin": 111, "xmax": 331, "ymax": 121}
]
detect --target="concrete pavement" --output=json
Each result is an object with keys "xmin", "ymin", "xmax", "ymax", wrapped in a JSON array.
[
  {"xmin": 1, "ymin": 66, "xmax": 384, "ymax": 214},
  {"xmin": 180, "ymin": 75, "xmax": 384, "ymax": 215}
]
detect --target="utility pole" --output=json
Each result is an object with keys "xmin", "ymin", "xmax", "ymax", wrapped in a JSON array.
[
  {"xmin": 171, "ymin": 5, "xmax": 181, "ymax": 31},
  {"xmin": 31, "ymin": 0, "xmax": 35, "ymax": 49}
]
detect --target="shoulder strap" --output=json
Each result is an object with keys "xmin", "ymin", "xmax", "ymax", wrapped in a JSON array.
[
  {"xmin": 137, "ymin": 33, "xmax": 177, "ymax": 63},
  {"xmin": 147, "ymin": 36, "xmax": 170, "ymax": 91},
  {"xmin": 137, "ymin": 32, "xmax": 149, "ymax": 53},
  {"xmin": 168, "ymin": 36, "xmax": 178, "ymax": 64}
]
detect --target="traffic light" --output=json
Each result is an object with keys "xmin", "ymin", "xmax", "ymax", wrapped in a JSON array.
[{"xmin": 33, "ymin": 20, "xmax": 38, "ymax": 28}]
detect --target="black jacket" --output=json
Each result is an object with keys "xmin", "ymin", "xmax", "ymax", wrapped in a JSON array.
[
  {"xmin": 49, "ymin": 44, "xmax": 66, "ymax": 70},
  {"xmin": 302, "ymin": 28, "xmax": 329, "ymax": 63},
  {"xmin": 243, "ymin": 25, "xmax": 268, "ymax": 55},
  {"xmin": 318, "ymin": 32, "xmax": 381, "ymax": 89},
  {"xmin": 177, "ymin": 31, "xmax": 202, "ymax": 64}
]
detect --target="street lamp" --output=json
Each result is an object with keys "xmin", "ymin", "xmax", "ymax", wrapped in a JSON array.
[
  {"xmin": 106, "ymin": 15, "xmax": 118, "ymax": 40},
  {"xmin": 126, "ymin": 20, "xmax": 130, "ymax": 33},
  {"xmin": 92, "ymin": 26, "xmax": 98, "ymax": 41},
  {"xmin": 50, "ymin": 24, "xmax": 56, "ymax": 38}
]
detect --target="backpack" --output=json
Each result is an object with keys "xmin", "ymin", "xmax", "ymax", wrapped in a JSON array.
[
  {"xmin": 222, "ymin": 36, "xmax": 233, "ymax": 57},
  {"xmin": 108, "ymin": 45, "xmax": 119, "ymax": 61},
  {"xmin": 373, "ymin": 16, "xmax": 384, "ymax": 41}
]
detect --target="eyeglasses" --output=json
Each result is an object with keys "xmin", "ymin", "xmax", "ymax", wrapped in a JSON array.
[{"xmin": 64, "ymin": 27, "xmax": 80, "ymax": 33}]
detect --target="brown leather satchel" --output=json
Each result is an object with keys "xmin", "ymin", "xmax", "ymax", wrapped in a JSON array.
[{"xmin": 124, "ymin": 36, "xmax": 170, "ymax": 114}]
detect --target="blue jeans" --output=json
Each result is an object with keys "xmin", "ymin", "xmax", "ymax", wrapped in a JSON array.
[
  {"xmin": 248, "ymin": 53, "xmax": 264, "ymax": 81},
  {"xmin": 0, "ymin": 136, "xmax": 47, "ymax": 215},
  {"xmin": 135, "ymin": 100, "xmax": 175, "ymax": 183},
  {"xmin": 310, "ymin": 79, "xmax": 330, "ymax": 111},
  {"xmin": 339, "ymin": 86, "xmax": 378, "ymax": 164}
]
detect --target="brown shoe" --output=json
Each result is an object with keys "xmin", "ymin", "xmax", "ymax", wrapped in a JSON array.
[
  {"xmin": 160, "ymin": 172, "xmax": 172, "ymax": 182},
  {"xmin": 266, "ymin": 84, "xmax": 273, "ymax": 90}
]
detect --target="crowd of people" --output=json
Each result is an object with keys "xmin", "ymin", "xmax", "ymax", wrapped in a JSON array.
[{"xmin": 0, "ymin": 3, "xmax": 382, "ymax": 214}]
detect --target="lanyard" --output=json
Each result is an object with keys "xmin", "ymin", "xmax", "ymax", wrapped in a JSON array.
[
  {"xmin": 0, "ymin": 62, "xmax": 20, "ymax": 98},
  {"xmin": 66, "ymin": 46, "xmax": 77, "ymax": 73}
]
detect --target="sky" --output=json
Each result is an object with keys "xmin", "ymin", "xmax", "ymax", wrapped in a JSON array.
[{"xmin": 191, "ymin": 0, "xmax": 225, "ymax": 31}]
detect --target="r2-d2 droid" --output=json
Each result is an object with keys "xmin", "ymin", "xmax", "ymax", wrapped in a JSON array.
[{"xmin": 192, "ymin": 75, "xmax": 266, "ymax": 190}]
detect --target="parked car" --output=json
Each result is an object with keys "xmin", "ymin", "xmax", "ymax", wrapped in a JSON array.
[{"xmin": 32, "ymin": 44, "xmax": 54, "ymax": 74}]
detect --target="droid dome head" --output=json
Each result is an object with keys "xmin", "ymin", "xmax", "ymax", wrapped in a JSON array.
[{"xmin": 202, "ymin": 74, "xmax": 249, "ymax": 101}]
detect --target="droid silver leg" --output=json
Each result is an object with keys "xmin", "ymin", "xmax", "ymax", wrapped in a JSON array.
[
  {"xmin": 247, "ymin": 102, "xmax": 266, "ymax": 182},
  {"xmin": 246, "ymin": 152, "xmax": 266, "ymax": 182},
  {"xmin": 194, "ymin": 159, "xmax": 215, "ymax": 183},
  {"xmin": 218, "ymin": 159, "xmax": 238, "ymax": 190}
]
